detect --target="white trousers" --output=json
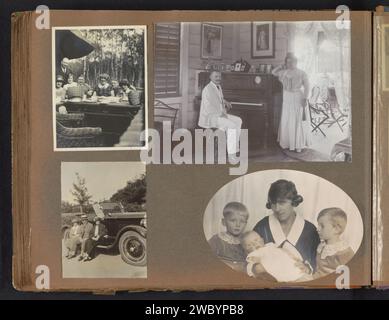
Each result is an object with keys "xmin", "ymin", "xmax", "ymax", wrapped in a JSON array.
[{"xmin": 216, "ymin": 114, "xmax": 242, "ymax": 155}]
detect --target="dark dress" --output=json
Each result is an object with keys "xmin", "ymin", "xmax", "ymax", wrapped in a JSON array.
[
  {"xmin": 208, "ymin": 234, "xmax": 246, "ymax": 262},
  {"xmin": 208, "ymin": 233, "xmax": 247, "ymax": 272},
  {"xmin": 94, "ymin": 84, "xmax": 113, "ymax": 97},
  {"xmin": 253, "ymin": 215, "xmax": 321, "ymax": 271}
]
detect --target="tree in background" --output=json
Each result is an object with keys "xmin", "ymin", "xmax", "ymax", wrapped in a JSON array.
[
  {"xmin": 70, "ymin": 172, "xmax": 92, "ymax": 213},
  {"xmin": 110, "ymin": 173, "xmax": 146, "ymax": 212},
  {"xmin": 61, "ymin": 201, "xmax": 74, "ymax": 213},
  {"xmin": 71, "ymin": 28, "xmax": 145, "ymax": 88}
]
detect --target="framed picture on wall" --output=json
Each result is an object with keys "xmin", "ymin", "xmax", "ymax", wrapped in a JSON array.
[
  {"xmin": 201, "ymin": 23, "xmax": 223, "ymax": 59},
  {"xmin": 251, "ymin": 21, "xmax": 275, "ymax": 58}
]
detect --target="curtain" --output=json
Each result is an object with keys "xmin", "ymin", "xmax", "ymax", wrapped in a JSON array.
[
  {"xmin": 286, "ymin": 21, "xmax": 351, "ymax": 115},
  {"xmin": 203, "ymin": 170, "xmax": 363, "ymax": 253}
]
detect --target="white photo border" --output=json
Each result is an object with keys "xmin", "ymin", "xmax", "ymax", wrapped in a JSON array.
[{"xmin": 52, "ymin": 25, "xmax": 148, "ymax": 151}]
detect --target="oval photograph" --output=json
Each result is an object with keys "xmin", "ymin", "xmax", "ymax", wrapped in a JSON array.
[{"xmin": 203, "ymin": 170, "xmax": 364, "ymax": 283}]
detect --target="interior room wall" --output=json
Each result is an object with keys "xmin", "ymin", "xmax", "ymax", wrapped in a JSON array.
[
  {"xmin": 184, "ymin": 22, "xmax": 234, "ymax": 129},
  {"xmin": 158, "ymin": 22, "xmax": 289, "ymax": 130},
  {"xmin": 236, "ymin": 22, "xmax": 290, "ymax": 67}
]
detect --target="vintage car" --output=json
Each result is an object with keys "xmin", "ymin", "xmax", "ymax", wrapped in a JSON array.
[{"xmin": 62, "ymin": 202, "xmax": 147, "ymax": 266}]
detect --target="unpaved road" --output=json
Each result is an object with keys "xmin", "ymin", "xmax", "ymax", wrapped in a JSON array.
[{"xmin": 62, "ymin": 241, "xmax": 147, "ymax": 278}]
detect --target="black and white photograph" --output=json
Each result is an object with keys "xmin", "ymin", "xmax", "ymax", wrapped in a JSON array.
[
  {"xmin": 53, "ymin": 26, "xmax": 147, "ymax": 150},
  {"xmin": 154, "ymin": 21, "xmax": 351, "ymax": 162},
  {"xmin": 203, "ymin": 170, "xmax": 363, "ymax": 282},
  {"xmin": 61, "ymin": 162, "xmax": 147, "ymax": 278}
]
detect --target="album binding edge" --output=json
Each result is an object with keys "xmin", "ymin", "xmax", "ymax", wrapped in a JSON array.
[{"xmin": 11, "ymin": 11, "xmax": 34, "ymax": 291}]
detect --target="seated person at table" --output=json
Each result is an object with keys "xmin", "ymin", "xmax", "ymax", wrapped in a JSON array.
[
  {"xmin": 111, "ymin": 79, "xmax": 122, "ymax": 97},
  {"xmin": 63, "ymin": 73, "xmax": 77, "ymax": 92},
  {"xmin": 66, "ymin": 75, "xmax": 92, "ymax": 102},
  {"xmin": 77, "ymin": 75, "xmax": 92, "ymax": 98},
  {"xmin": 93, "ymin": 73, "xmax": 114, "ymax": 97},
  {"xmin": 119, "ymin": 79, "xmax": 137, "ymax": 102},
  {"xmin": 208, "ymin": 202, "xmax": 248, "ymax": 272},
  {"xmin": 314, "ymin": 208, "xmax": 354, "ymax": 279},
  {"xmin": 241, "ymin": 230, "xmax": 312, "ymax": 282},
  {"xmin": 55, "ymin": 75, "xmax": 66, "ymax": 105}
]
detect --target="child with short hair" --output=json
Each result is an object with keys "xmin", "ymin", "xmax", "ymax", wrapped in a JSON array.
[
  {"xmin": 241, "ymin": 230, "xmax": 312, "ymax": 282},
  {"xmin": 314, "ymin": 207, "xmax": 354, "ymax": 278},
  {"xmin": 208, "ymin": 202, "xmax": 248, "ymax": 270}
]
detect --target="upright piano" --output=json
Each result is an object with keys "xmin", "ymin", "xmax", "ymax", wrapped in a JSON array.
[{"xmin": 196, "ymin": 72, "xmax": 282, "ymax": 150}]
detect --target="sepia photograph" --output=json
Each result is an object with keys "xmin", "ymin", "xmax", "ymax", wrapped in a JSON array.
[
  {"xmin": 61, "ymin": 162, "xmax": 146, "ymax": 278},
  {"xmin": 53, "ymin": 26, "xmax": 147, "ymax": 151},
  {"xmin": 154, "ymin": 21, "xmax": 351, "ymax": 162},
  {"xmin": 203, "ymin": 170, "xmax": 363, "ymax": 282}
]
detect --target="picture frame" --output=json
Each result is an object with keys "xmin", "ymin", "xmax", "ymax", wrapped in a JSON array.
[
  {"xmin": 251, "ymin": 22, "xmax": 275, "ymax": 59},
  {"xmin": 201, "ymin": 23, "xmax": 223, "ymax": 59}
]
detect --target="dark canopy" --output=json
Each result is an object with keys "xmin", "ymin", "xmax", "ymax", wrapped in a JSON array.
[{"xmin": 55, "ymin": 30, "xmax": 95, "ymax": 67}]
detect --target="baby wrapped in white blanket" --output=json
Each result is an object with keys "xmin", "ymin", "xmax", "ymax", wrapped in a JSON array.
[{"xmin": 241, "ymin": 231, "xmax": 311, "ymax": 282}]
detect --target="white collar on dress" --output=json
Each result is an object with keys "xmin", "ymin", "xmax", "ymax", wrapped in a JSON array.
[
  {"xmin": 218, "ymin": 232, "xmax": 241, "ymax": 245},
  {"xmin": 268, "ymin": 213, "xmax": 305, "ymax": 247},
  {"xmin": 317, "ymin": 239, "xmax": 351, "ymax": 259},
  {"xmin": 98, "ymin": 83, "xmax": 110, "ymax": 89}
]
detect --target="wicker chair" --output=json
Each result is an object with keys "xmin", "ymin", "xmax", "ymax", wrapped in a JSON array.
[
  {"xmin": 56, "ymin": 121, "xmax": 103, "ymax": 148},
  {"xmin": 56, "ymin": 112, "xmax": 85, "ymax": 127}
]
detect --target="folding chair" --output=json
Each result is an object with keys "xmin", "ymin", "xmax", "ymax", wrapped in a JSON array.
[
  {"xmin": 324, "ymin": 87, "xmax": 348, "ymax": 132},
  {"xmin": 308, "ymin": 86, "xmax": 330, "ymax": 137}
]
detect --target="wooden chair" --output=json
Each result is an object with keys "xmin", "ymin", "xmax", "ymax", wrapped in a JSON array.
[{"xmin": 154, "ymin": 99, "xmax": 179, "ymax": 133}]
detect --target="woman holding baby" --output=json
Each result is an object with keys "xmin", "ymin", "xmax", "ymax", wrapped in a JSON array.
[
  {"xmin": 249, "ymin": 180, "xmax": 321, "ymax": 281},
  {"xmin": 208, "ymin": 179, "xmax": 354, "ymax": 282}
]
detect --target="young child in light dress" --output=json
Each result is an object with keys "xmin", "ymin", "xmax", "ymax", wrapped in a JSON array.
[{"xmin": 314, "ymin": 208, "xmax": 354, "ymax": 278}]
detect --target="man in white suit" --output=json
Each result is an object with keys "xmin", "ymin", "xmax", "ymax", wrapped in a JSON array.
[{"xmin": 198, "ymin": 71, "xmax": 242, "ymax": 161}]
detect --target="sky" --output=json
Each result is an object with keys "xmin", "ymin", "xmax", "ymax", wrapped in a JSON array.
[{"xmin": 61, "ymin": 162, "xmax": 145, "ymax": 204}]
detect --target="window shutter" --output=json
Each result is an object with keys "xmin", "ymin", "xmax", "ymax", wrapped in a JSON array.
[{"xmin": 154, "ymin": 23, "xmax": 181, "ymax": 97}]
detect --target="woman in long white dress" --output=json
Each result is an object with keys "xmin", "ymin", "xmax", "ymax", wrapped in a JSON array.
[{"xmin": 272, "ymin": 53, "xmax": 310, "ymax": 153}]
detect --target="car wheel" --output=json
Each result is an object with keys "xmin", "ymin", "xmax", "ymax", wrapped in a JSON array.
[{"xmin": 118, "ymin": 230, "xmax": 147, "ymax": 266}]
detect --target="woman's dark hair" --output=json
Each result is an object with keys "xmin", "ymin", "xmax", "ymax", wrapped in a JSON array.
[
  {"xmin": 265, "ymin": 179, "xmax": 303, "ymax": 209},
  {"xmin": 119, "ymin": 79, "xmax": 130, "ymax": 87}
]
